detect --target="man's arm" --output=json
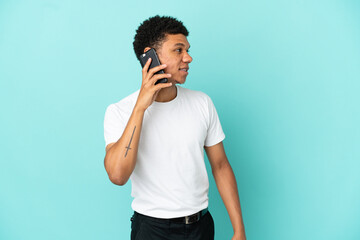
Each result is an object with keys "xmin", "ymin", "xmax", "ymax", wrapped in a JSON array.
[
  {"xmin": 205, "ymin": 142, "xmax": 246, "ymax": 240},
  {"xmin": 104, "ymin": 59, "xmax": 172, "ymax": 186},
  {"xmin": 104, "ymin": 106, "xmax": 145, "ymax": 185}
]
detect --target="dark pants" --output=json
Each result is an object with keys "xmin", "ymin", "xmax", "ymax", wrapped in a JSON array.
[{"xmin": 130, "ymin": 211, "xmax": 215, "ymax": 240}]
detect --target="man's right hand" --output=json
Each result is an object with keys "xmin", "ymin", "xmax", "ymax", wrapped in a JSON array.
[{"xmin": 135, "ymin": 58, "xmax": 173, "ymax": 112}]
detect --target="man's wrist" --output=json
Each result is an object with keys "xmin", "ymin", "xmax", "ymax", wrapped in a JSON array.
[
  {"xmin": 133, "ymin": 104, "xmax": 146, "ymax": 114},
  {"xmin": 233, "ymin": 231, "xmax": 246, "ymax": 240}
]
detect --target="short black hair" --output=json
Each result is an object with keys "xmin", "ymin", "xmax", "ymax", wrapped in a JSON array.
[{"xmin": 133, "ymin": 15, "xmax": 189, "ymax": 61}]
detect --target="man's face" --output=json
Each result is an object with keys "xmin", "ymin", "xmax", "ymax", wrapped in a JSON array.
[{"xmin": 155, "ymin": 34, "xmax": 192, "ymax": 85}]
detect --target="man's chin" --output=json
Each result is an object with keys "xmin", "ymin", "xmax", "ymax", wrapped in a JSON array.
[
  {"xmin": 169, "ymin": 77, "xmax": 186, "ymax": 85},
  {"xmin": 174, "ymin": 79, "xmax": 186, "ymax": 84}
]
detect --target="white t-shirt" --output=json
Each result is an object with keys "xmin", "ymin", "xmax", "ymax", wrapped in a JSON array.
[{"xmin": 104, "ymin": 84, "xmax": 225, "ymax": 218}]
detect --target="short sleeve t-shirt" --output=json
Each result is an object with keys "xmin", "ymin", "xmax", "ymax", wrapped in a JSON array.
[{"xmin": 104, "ymin": 84, "xmax": 225, "ymax": 218}]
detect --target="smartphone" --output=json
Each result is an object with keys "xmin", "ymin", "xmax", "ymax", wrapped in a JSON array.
[{"xmin": 139, "ymin": 48, "xmax": 168, "ymax": 85}]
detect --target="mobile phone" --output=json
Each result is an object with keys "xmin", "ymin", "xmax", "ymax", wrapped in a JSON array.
[{"xmin": 139, "ymin": 48, "xmax": 168, "ymax": 85}]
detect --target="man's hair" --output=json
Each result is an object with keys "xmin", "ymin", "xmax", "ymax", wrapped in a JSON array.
[{"xmin": 133, "ymin": 15, "xmax": 189, "ymax": 61}]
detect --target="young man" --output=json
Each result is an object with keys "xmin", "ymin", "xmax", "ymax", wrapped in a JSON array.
[{"xmin": 103, "ymin": 15, "xmax": 246, "ymax": 240}]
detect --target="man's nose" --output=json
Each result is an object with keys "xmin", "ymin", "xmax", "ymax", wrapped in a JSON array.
[{"xmin": 183, "ymin": 52, "xmax": 193, "ymax": 63}]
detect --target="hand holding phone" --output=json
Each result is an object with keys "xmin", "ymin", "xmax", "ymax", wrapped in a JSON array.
[
  {"xmin": 134, "ymin": 50, "xmax": 172, "ymax": 112},
  {"xmin": 139, "ymin": 48, "xmax": 168, "ymax": 85}
]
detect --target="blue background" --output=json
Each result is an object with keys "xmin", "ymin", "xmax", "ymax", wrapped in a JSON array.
[{"xmin": 1, "ymin": 0, "xmax": 359, "ymax": 239}]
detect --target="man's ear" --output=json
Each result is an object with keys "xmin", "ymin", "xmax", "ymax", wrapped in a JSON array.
[{"xmin": 143, "ymin": 47, "xmax": 151, "ymax": 53}]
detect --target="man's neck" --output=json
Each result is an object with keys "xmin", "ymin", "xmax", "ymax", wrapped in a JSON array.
[{"xmin": 155, "ymin": 85, "xmax": 177, "ymax": 102}]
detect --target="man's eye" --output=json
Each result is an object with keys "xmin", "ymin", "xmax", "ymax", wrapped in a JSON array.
[{"xmin": 175, "ymin": 48, "xmax": 190, "ymax": 53}]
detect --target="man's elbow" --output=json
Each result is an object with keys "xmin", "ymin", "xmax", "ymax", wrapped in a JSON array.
[
  {"xmin": 108, "ymin": 175, "xmax": 128, "ymax": 186},
  {"xmin": 104, "ymin": 164, "xmax": 129, "ymax": 186},
  {"xmin": 104, "ymin": 156, "xmax": 129, "ymax": 186},
  {"xmin": 211, "ymin": 159, "xmax": 231, "ymax": 174}
]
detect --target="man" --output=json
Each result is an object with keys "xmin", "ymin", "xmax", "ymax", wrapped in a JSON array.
[{"xmin": 103, "ymin": 15, "xmax": 246, "ymax": 240}]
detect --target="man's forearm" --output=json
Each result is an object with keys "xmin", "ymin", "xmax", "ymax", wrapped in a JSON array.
[
  {"xmin": 104, "ymin": 105, "xmax": 145, "ymax": 185},
  {"xmin": 212, "ymin": 162, "xmax": 246, "ymax": 239}
]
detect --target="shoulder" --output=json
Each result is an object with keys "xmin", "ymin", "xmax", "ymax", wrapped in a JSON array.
[
  {"xmin": 179, "ymin": 85, "xmax": 212, "ymax": 104},
  {"xmin": 105, "ymin": 89, "xmax": 140, "ymax": 115},
  {"xmin": 178, "ymin": 86, "xmax": 215, "ymax": 122}
]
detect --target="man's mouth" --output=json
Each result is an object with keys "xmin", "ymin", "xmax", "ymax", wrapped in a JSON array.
[{"xmin": 179, "ymin": 68, "xmax": 189, "ymax": 72}]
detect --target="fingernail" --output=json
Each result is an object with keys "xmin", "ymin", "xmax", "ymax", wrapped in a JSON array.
[
  {"xmin": 162, "ymin": 64, "xmax": 167, "ymax": 67},
  {"xmin": 167, "ymin": 74, "xmax": 171, "ymax": 76},
  {"xmin": 148, "ymin": 58, "xmax": 151, "ymax": 61}
]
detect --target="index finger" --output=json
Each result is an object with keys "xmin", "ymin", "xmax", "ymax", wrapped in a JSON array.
[{"xmin": 142, "ymin": 58, "xmax": 152, "ymax": 73}]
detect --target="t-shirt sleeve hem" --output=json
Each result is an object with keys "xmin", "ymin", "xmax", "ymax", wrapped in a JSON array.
[
  {"xmin": 105, "ymin": 137, "xmax": 120, "ymax": 147},
  {"xmin": 204, "ymin": 133, "xmax": 225, "ymax": 147},
  {"xmin": 105, "ymin": 141, "xmax": 116, "ymax": 148}
]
